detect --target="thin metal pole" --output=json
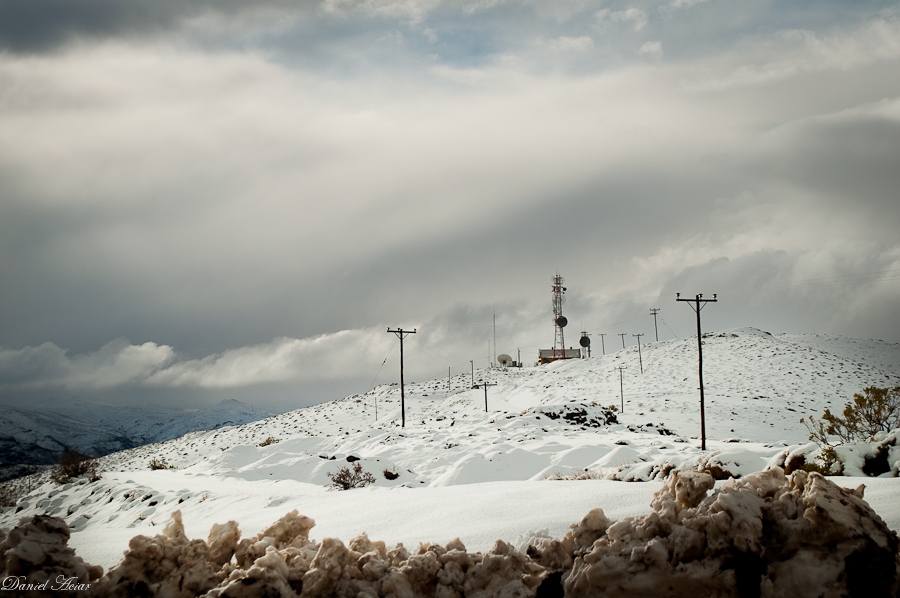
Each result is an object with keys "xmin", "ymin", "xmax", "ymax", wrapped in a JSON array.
[
  {"xmin": 387, "ymin": 328, "xmax": 416, "ymax": 428},
  {"xmin": 650, "ymin": 308, "xmax": 660, "ymax": 342},
  {"xmin": 617, "ymin": 366, "xmax": 626, "ymax": 413},
  {"xmin": 676, "ymin": 293, "xmax": 716, "ymax": 451},
  {"xmin": 695, "ymin": 297, "xmax": 705, "ymax": 450},
  {"xmin": 633, "ymin": 333, "xmax": 644, "ymax": 374},
  {"xmin": 400, "ymin": 333, "xmax": 405, "ymax": 427},
  {"xmin": 470, "ymin": 360, "xmax": 474, "ymax": 388},
  {"xmin": 599, "ymin": 333, "xmax": 606, "ymax": 355}
]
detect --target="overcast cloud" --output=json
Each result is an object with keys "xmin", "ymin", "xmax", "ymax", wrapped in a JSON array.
[{"xmin": 1, "ymin": 1, "xmax": 899, "ymax": 412}]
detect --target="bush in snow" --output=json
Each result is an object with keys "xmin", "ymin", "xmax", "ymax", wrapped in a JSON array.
[
  {"xmin": 383, "ymin": 468, "xmax": 399, "ymax": 480},
  {"xmin": 0, "ymin": 485, "xmax": 14, "ymax": 508},
  {"xmin": 327, "ymin": 463, "xmax": 376, "ymax": 490},
  {"xmin": 802, "ymin": 386, "xmax": 900, "ymax": 472},
  {"xmin": 50, "ymin": 448, "xmax": 100, "ymax": 485},
  {"xmin": 258, "ymin": 437, "xmax": 279, "ymax": 447},
  {"xmin": 148, "ymin": 457, "xmax": 173, "ymax": 471}
]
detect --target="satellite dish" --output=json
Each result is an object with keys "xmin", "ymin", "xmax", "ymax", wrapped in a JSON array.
[
  {"xmin": 579, "ymin": 336, "xmax": 591, "ymax": 347},
  {"xmin": 497, "ymin": 354, "xmax": 513, "ymax": 366},
  {"xmin": 556, "ymin": 316, "xmax": 568, "ymax": 328}
]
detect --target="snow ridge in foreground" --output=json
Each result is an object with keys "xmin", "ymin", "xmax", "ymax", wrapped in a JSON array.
[{"xmin": 2, "ymin": 469, "xmax": 898, "ymax": 597}]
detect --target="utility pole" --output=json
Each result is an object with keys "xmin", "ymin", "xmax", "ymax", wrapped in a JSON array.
[
  {"xmin": 676, "ymin": 293, "xmax": 717, "ymax": 451},
  {"xmin": 650, "ymin": 308, "xmax": 660, "ymax": 342},
  {"xmin": 470, "ymin": 360, "xmax": 475, "ymax": 388},
  {"xmin": 448, "ymin": 367, "xmax": 451, "ymax": 394},
  {"xmin": 517, "ymin": 348, "xmax": 521, "ymax": 368},
  {"xmin": 387, "ymin": 328, "xmax": 416, "ymax": 427},
  {"xmin": 599, "ymin": 333, "xmax": 606, "ymax": 355},
  {"xmin": 633, "ymin": 333, "xmax": 644, "ymax": 373},
  {"xmin": 618, "ymin": 333, "xmax": 627, "ymax": 349},
  {"xmin": 617, "ymin": 366, "xmax": 627, "ymax": 413},
  {"xmin": 474, "ymin": 381, "xmax": 497, "ymax": 412},
  {"xmin": 493, "ymin": 311, "xmax": 497, "ymax": 367}
]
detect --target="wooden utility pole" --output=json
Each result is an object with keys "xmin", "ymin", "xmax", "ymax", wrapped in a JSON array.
[
  {"xmin": 474, "ymin": 381, "xmax": 497, "ymax": 412},
  {"xmin": 618, "ymin": 333, "xmax": 627, "ymax": 349},
  {"xmin": 633, "ymin": 333, "xmax": 644, "ymax": 373},
  {"xmin": 650, "ymin": 308, "xmax": 660, "ymax": 341},
  {"xmin": 599, "ymin": 333, "xmax": 606, "ymax": 355},
  {"xmin": 676, "ymin": 293, "xmax": 717, "ymax": 450},
  {"xmin": 387, "ymin": 328, "xmax": 416, "ymax": 427},
  {"xmin": 617, "ymin": 366, "xmax": 627, "ymax": 413}
]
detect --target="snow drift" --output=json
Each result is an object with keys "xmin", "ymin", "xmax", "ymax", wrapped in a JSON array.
[{"xmin": 2, "ymin": 468, "xmax": 898, "ymax": 597}]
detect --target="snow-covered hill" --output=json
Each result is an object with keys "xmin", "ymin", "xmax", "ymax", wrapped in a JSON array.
[
  {"xmin": 2, "ymin": 328, "xmax": 899, "ymax": 572},
  {"xmin": 0, "ymin": 398, "xmax": 272, "ymax": 480}
]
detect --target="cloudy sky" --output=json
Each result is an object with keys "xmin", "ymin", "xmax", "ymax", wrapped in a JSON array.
[{"xmin": 1, "ymin": 0, "xmax": 899, "ymax": 412}]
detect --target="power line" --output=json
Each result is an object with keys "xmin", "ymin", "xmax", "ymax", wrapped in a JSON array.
[{"xmin": 364, "ymin": 338, "xmax": 397, "ymax": 421}]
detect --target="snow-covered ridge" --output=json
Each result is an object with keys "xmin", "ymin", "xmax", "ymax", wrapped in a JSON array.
[
  {"xmin": 2, "ymin": 328, "xmax": 899, "ymax": 573},
  {"xmin": 92, "ymin": 328, "xmax": 900, "ymax": 482},
  {"xmin": 0, "ymin": 398, "xmax": 273, "ymax": 480}
]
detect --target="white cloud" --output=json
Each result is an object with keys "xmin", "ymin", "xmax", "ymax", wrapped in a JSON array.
[
  {"xmin": 0, "ymin": 331, "xmax": 395, "ymax": 392},
  {"xmin": 639, "ymin": 40, "xmax": 663, "ymax": 58},
  {"xmin": 594, "ymin": 7, "xmax": 648, "ymax": 32},
  {"xmin": 320, "ymin": 0, "xmax": 443, "ymax": 23},
  {"xmin": 548, "ymin": 35, "xmax": 595, "ymax": 52},
  {"xmin": 685, "ymin": 19, "xmax": 900, "ymax": 91},
  {"xmin": 669, "ymin": 0, "xmax": 708, "ymax": 9}
]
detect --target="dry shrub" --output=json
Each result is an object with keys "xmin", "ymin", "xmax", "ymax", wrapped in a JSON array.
[
  {"xmin": 802, "ymin": 386, "xmax": 900, "ymax": 471},
  {"xmin": 327, "ymin": 462, "xmax": 376, "ymax": 490},
  {"xmin": 383, "ymin": 468, "xmax": 399, "ymax": 480},
  {"xmin": 148, "ymin": 457, "xmax": 172, "ymax": 470},
  {"xmin": 258, "ymin": 437, "xmax": 279, "ymax": 447},
  {"xmin": 0, "ymin": 484, "xmax": 14, "ymax": 508},
  {"xmin": 50, "ymin": 448, "xmax": 100, "ymax": 484}
]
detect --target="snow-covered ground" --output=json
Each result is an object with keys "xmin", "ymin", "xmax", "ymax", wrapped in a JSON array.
[{"xmin": 2, "ymin": 328, "xmax": 899, "ymax": 574}]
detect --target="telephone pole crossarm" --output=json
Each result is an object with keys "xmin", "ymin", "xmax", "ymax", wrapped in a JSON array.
[
  {"xmin": 387, "ymin": 328, "xmax": 417, "ymax": 428},
  {"xmin": 675, "ymin": 293, "xmax": 717, "ymax": 450}
]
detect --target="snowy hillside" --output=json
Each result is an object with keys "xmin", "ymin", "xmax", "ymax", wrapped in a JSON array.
[
  {"xmin": 2, "ymin": 328, "xmax": 899, "ymax": 575},
  {"xmin": 0, "ymin": 398, "xmax": 272, "ymax": 480}
]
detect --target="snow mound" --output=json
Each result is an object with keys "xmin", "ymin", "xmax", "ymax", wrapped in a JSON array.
[
  {"xmin": 555, "ymin": 468, "xmax": 900, "ymax": 597},
  {"xmin": 0, "ymin": 514, "xmax": 103, "ymax": 595},
  {"xmin": 3, "ymin": 470, "xmax": 898, "ymax": 597}
]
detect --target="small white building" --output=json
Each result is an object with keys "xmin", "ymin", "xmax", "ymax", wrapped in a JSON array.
[{"xmin": 538, "ymin": 348, "xmax": 581, "ymax": 364}]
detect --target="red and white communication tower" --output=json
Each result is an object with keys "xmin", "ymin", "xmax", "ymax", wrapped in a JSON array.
[{"xmin": 551, "ymin": 274, "xmax": 568, "ymax": 360}]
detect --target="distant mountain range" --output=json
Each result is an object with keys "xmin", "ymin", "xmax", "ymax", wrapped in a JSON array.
[{"xmin": 0, "ymin": 398, "xmax": 272, "ymax": 481}]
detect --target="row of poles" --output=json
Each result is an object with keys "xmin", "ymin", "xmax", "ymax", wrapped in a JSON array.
[{"xmin": 386, "ymin": 293, "xmax": 717, "ymax": 450}]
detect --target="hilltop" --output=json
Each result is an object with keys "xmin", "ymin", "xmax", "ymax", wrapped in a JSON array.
[{"xmin": 2, "ymin": 328, "xmax": 899, "ymax": 571}]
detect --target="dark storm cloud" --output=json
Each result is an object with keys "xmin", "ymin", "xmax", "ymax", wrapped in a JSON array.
[
  {"xmin": 0, "ymin": 0, "xmax": 203, "ymax": 51},
  {"xmin": 2, "ymin": 1, "xmax": 900, "ymax": 411}
]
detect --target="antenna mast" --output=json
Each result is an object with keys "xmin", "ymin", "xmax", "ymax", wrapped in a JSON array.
[{"xmin": 551, "ymin": 273, "xmax": 568, "ymax": 360}]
